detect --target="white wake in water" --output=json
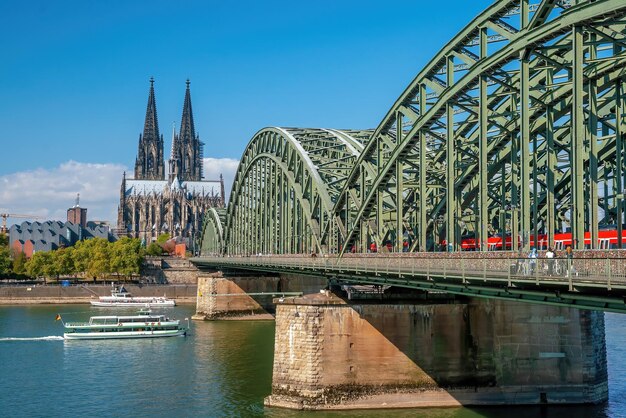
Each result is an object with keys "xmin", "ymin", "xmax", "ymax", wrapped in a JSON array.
[{"xmin": 0, "ymin": 336, "xmax": 64, "ymax": 342}]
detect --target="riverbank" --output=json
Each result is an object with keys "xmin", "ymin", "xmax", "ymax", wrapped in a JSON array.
[{"xmin": 0, "ymin": 284, "xmax": 197, "ymax": 305}]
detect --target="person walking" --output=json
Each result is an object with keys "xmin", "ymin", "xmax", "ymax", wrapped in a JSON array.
[
  {"xmin": 545, "ymin": 247, "xmax": 555, "ymax": 276},
  {"xmin": 528, "ymin": 247, "xmax": 538, "ymax": 275},
  {"xmin": 565, "ymin": 245, "xmax": 573, "ymax": 277}
]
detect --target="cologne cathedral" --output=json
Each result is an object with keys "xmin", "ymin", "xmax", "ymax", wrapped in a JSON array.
[{"xmin": 116, "ymin": 79, "xmax": 225, "ymax": 247}]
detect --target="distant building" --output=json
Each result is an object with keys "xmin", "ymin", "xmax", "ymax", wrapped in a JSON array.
[
  {"xmin": 9, "ymin": 220, "xmax": 114, "ymax": 258},
  {"xmin": 67, "ymin": 194, "xmax": 87, "ymax": 227},
  {"xmin": 116, "ymin": 79, "xmax": 225, "ymax": 246}
]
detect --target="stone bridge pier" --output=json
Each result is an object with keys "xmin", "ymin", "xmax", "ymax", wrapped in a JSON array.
[
  {"xmin": 193, "ymin": 272, "xmax": 327, "ymax": 320},
  {"xmin": 265, "ymin": 291, "xmax": 608, "ymax": 410}
]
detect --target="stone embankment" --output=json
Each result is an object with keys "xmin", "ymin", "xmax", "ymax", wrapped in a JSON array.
[
  {"xmin": 142, "ymin": 256, "xmax": 200, "ymax": 284},
  {"xmin": 0, "ymin": 284, "xmax": 197, "ymax": 304}
]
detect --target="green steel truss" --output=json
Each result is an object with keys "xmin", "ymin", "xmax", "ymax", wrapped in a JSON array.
[
  {"xmin": 199, "ymin": 207, "xmax": 226, "ymax": 255},
  {"xmin": 219, "ymin": 127, "xmax": 370, "ymax": 255},
  {"xmin": 202, "ymin": 0, "xmax": 626, "ymax": 256}
]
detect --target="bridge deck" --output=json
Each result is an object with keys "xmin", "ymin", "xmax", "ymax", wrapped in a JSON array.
[{"xmin": 192, "ymin": 255, "xmax": 626, "ymax": 313}]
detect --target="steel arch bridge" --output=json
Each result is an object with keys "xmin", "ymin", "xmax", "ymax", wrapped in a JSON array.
[{"xmin": 201, "ymin": 0, "xmax": 626, "ymax": 257}]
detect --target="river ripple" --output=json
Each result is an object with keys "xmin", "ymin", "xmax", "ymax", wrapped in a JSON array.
[{"xmin": 0, "ymin": 305, "xmax": 624, "ymax": 417}]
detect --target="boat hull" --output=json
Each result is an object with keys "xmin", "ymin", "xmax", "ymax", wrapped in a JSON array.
[
  {"xmin": 90, "ymin": 300, "xmax": 176, "ymax": 307},
  {"xmin": 64, "ymin": 329, "xmax": 187, "ymax": 340}
]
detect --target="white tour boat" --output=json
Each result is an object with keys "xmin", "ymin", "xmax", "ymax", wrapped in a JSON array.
[
  {"xmin": 91, "ymin": 286, "xmax": 176, "ymax": 307},
  {"xmin": 60, "ymin": 310, "xmax": 188, "ymax": 340}
]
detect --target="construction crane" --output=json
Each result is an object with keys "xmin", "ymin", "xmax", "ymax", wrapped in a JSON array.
[{"xmin": 0, "ymin": 213, "xmax": 44, "ymax": 234}]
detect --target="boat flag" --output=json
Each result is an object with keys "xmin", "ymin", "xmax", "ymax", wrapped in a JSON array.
[{"xmin": 55, "ymin": 314, "xmax": 62, "ymax": 321}]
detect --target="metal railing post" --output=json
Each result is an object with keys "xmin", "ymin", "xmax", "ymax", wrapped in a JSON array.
[
  {"xmin": 568, "ymin": 266, "xmax": 573, "ymax": 292},
  {"xmin": 462, "ymin": 258, "xmax": 466, "ymax": 283},
  {"xmin": 507, "ymin": 258, "xmax": 511, "ymax": 287},
  {"xmin": 483, "ymin": 257, "xmax": 486, "ymax": 282},
  {"xmin": 535, "ymin": 259, "xmax": 539, "ymax": 285}
]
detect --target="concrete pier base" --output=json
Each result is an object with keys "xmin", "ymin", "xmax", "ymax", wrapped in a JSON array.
[
  {"xmin": 194, "ymin": 272, "xmax": 327, "ymax": 320},
  {"xmin": 265, "ymin": 292, "xmax": 607, "ymax": 410}
]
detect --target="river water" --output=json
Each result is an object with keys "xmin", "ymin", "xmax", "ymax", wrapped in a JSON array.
[{"xmin": 0, "ymin": 305, "xmax": 624, "ymax": 418}]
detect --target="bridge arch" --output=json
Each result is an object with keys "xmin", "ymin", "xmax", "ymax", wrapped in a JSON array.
[
  {"xmin": 200, "ymin": 0, "xmax": 626, "ymax": 257},
  {"xmin": 199, "ymin": 207, "xmax": 226, "ymax": 255},
  {"xmin": 328, "ymin": 0, "xmax": 626, "ymax": 254},
  {"xmin": 218, "ymin": 127, "xmax": 370, "ymax": 255}
]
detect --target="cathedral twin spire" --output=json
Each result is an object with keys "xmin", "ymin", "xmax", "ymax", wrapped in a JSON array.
[
  {"xmin": 169, "ymin": 80, "xmax": 204, "ymax": 182},
  {"xmin": 134, "ymin": 77, "xmax": 164, "ymax": 180},
  {"xmin": 134, "ymin": 78, "xmax": 203, "ymax": 183}
]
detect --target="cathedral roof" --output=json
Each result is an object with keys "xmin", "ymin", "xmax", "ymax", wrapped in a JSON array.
[{"xmin": 125, "ymin": 179, "xmax": 221, "ymax": 197}]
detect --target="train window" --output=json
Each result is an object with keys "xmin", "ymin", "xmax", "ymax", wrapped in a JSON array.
[
  {"xmin": 599, "ymin": 239, "xmax": 610, "ymax": 250},
  {"xmin": 554, "ymin": 241, "xmax": 564, "ymax": 250}
]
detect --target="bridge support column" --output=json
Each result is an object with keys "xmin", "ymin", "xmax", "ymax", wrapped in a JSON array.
[
  {"xmin": 265, "ymin": 293, "xmax": 607, "ymax": 410},
  {"xmin": 194, "ymin": 272, "xmax": 276, "ymax": 320},
  {"xmin": 194, "ymin": 272, "xmax": 328, "ymax": 320}
]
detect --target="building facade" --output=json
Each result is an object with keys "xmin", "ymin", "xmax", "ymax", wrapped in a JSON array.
[
  {"xmin": 10, "ymin": 220, "xmax": 113, "ymax": 258},
  {"xmin": 116, "ymin": 79, "xmax": 224, "ymax": 247},
  {"xmin": 67, "ymin": 194, "xmax": 87, "ymax": 227}
]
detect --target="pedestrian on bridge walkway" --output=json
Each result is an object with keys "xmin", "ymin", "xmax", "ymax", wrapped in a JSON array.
[
  {"xmin": 565, "ymin": 245, "xmax": 576, "ymax": 277},
  {"xmin": 528, "ymin": 247, "xmax": 538, "ymax": 274},
  {"xmin": 546, "ymin": 247, "xmax": 555, "ymax": 276}
]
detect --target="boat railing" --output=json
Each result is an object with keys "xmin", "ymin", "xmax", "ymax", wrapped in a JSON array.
[{"xmin": 64, "ymin": 322, "xmax": 92, "ymax": 327}]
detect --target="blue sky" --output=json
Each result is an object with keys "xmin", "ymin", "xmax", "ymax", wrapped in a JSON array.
[{"xmin": 0, "ymin": 0, "xmax": 491, "ymax": 222}]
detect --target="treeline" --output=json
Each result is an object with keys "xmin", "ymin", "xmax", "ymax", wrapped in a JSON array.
[
  {"xmin": 0, "ymin": 235, "xmax": 145, "ymax": 280},
  {"xmin": 0, "ymin": 234, "xmax": 11, "ymax": 276}
]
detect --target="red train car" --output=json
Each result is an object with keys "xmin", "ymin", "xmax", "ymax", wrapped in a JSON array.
[{"xmin": 456, "ymin": 228, "xmax": 626, "ymax": 251}]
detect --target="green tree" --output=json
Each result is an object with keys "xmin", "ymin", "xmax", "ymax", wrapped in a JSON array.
[
  {"xmin": 156, "ymin": 233, "xmax": 170, "ymax": 244},
  {"xmin": 71, "ymin": 239, "xmax": 90, "ymax": 275},
  {"xmin": 85, "ymin": 238, "xmax": 111, "ymax": 279},
  {"xmin": 25, "ymin": 251, "xmax": 51, "ymax": 278},
  {"xmin": 12, "ymin": 251, "xmax": 27, "ymax": 275},
  {"xmin": 42, "ymin": 251, "xmax": 60, "ymax": 279},
  {"xmin": 54, "ymin": 247, "xmax": 75, "ymax": 277},
  {"xmin": 111, "ymin": 237, "xmax": 144, "ymax": 278},
  {"xmin": 146, "ymin": 242, "xmax": 163, "ymax": 256},
  {"xmin": 0, "ymin": 246, "xmax": 11, "ymax": 275},
  {"xmin": 0, "ymin": 233, "xmax": 10, "ymax": 275}
]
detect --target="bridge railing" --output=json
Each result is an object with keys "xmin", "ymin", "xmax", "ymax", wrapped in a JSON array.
[{"xmin": 199, "ymin": 255, "xmax": 626, "ymax": 290}]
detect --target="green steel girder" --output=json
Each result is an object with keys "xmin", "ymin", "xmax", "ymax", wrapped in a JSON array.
[
  {"xmin": 200, "ymin": 0, "xmax": 626, "ymax": 259},
  {"xmin": 330, "ymin": 0, "xmax": 626, "ymax": 255},
  {"xmin": 199, "ymin": 207, "xmax": 226, "ymax": 255},
  {"xmin": 217, "ymin": 127, "xmax": 370, "ymax": 256}
]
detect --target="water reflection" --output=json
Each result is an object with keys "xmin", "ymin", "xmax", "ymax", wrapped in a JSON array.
[{"xmin": 0, "ymin": 306, "xmax": 624, "ymax": 417}]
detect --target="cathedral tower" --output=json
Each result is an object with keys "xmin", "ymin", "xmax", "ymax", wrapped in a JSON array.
[
  {"xmin": 169, "ymin": 80, "xmax": 203, "ymax": 182},
  {"xmin": 118, "ymin": 79, "xmax": 223, "ymax": 245},
  {"xmin": 135, "ymin": 78, "xmax": 165, "ymax": 180}
]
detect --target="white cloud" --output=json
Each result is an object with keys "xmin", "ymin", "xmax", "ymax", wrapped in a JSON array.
[
  {"xmin": 0, "ymin": 158, "xmax": 239, "ymax": 229},
  {"xmin": 203, "ymin": 157, "xmax": 239, "ymax": 202},
  {"xmin": 0, "ymin": 161, "xmax": 127, "ymax": 226},
  {"xmin": 0, "ymin": 157, "xmax": 241, "ymax": 228}
]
